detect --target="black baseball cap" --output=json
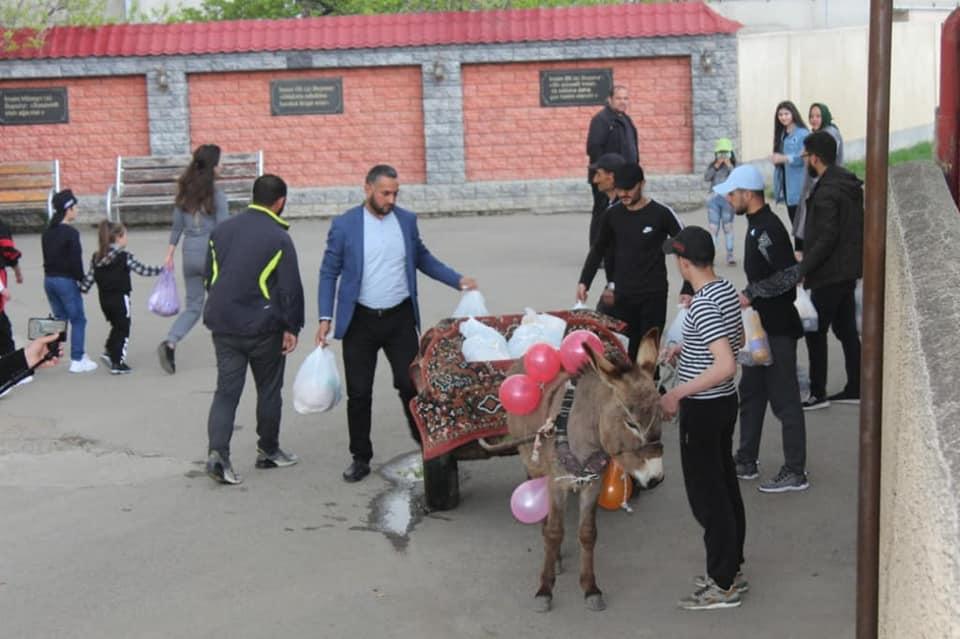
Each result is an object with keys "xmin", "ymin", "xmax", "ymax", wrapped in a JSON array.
[
  {"xmin": 662, "ymin": 226, "xmax": 715, "ymax": 264},
  {"xmin": 614, "ymin": 163, "xmax": 645, "ymax": 190},
  {"xmin": 52, "ymin": 189, "xmax": 77, "ymax": 214},
  {"xmin": 589, "ymin": 153, "xmax": 625, "ymax": 172}
]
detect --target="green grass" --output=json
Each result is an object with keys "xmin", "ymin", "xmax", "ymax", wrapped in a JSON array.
[{"xmin": 846, "ymin": 141, "xmax": 933, "ymax": 180}]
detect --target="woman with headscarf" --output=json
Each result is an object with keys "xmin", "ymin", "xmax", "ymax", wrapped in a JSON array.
[
  {"xmin": 793, "ymin": 103, "xmax": 845, "ymax": 251},
  {"xmin": 157, "ymin": 144, "xmax": 229, "ymax": 374}
]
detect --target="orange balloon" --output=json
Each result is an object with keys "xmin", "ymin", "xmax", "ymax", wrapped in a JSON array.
[{"xmin": 598, "ymin": 459, "xmax": 633, "ymax": 511}]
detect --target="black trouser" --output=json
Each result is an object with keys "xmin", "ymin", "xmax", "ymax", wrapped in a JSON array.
[
  {"xmin": 99, "ymin": 292, "xmax": 130, "ymax": 365},
  {"xmin": 679, "ymin": 393, "xmax": 745, "ymax": 591},
  {"xmin": 612, "ymin": 291, "xmax": 667, "ymax": 361},
  {"xmin": 0, "ymin": 311, "xmax": 14, "ymax": 356},
  {"xmin": 342, "ymin": 299, "xmax": 421, "ymax": 464},
  {"xmin": 208, "ymin": 331, "xmax": 286, "ymax": 461},
  {"xmin": 736, "ymin": 335, "xmax": 807, "ymax": 473},
  {"xmin": 805, "ymin": 280, "xmax": 861, "ymax": 399}
]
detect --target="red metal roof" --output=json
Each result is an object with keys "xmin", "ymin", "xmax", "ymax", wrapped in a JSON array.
[{"xmin": 0, "ymin": 2, "xmax": 740, "ymax": 60}]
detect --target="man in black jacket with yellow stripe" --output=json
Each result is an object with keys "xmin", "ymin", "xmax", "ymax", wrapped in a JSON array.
[{"xmin": 203, "ymin": 174, "xmax": 305, "ymax": 485}]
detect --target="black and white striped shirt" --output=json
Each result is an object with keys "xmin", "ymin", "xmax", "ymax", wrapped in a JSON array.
[{"xmin": 677, "ymin": 279, "xmax": 742, "ymax": 399}]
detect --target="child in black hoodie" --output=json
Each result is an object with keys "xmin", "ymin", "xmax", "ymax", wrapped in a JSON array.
[{"xmin": 80, "ymin": 221, "xmax": 164, "ymax": 374}]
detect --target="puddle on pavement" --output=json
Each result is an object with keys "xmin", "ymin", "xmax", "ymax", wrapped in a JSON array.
[{"xmin": 351, "ymin": 451, "xmax": 428, "ymax": 552}]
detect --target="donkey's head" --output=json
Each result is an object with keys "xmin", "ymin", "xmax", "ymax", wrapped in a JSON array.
[{"xmin": 583, "ymin": 329, "xmax": 664, "ymax": 489}]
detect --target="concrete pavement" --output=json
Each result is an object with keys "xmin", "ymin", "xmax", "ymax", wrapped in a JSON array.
[{"xmin": 0, "ymin": 207, "xmax": 858, "ymax": 638}]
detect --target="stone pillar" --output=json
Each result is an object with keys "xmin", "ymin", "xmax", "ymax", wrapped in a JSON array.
[
  {"xmin": 690, "ymin": 34, "xmax": 739, "ymax": 170},
  {"xmin": 421, "ymin": 59, "xmax": 466, "ymax": 185},
  {"xmin": 146, "ymin": 65, "xmax": 190, "ymax": 156}
]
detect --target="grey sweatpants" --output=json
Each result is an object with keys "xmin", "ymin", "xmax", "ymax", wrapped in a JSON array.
[{"xmin": 166, "ymin": 236, "xmax": 208, "ymax": 345}]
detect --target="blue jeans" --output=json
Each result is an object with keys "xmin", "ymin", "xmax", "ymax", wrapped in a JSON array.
[
  {"xmin": 706, "ymin": 194, "xmax": 735, "ymax": 256},
  {"xmin": 44, "ymin": 276, "xmax": 86, "ymax": 361}
]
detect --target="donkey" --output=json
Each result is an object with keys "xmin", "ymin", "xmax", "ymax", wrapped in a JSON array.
[{"xmin": 507, "ymin": 328, "xmax": 664, "ymax": 612}]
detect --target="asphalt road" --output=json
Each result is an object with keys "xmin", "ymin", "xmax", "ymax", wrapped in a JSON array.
[{"xmin": 0, "ymin": 207, "xmax": 858, "ymax": 638}]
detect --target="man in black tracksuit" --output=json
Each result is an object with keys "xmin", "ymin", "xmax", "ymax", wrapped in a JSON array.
[
  {"xmin": 715, "ymin": 165, "xmax": 808, "ymax": 493},
  {"xmin": 577, "ymin": 163, "xmax": 684, "ymax": 361},
  {"xmin": 586, "ymin": 85, "xmax": 639, "ymax": 219},
  {"xmin": 202, "ymin": 174, "xmax": 305, "ymax": 485}
]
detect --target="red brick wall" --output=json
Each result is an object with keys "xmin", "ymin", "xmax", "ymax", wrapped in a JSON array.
[
  {"xmin": 462, "ymin": 58, "xmax": 693, "ymax": 180},
  {"xmin": 189, "ymin": 68, "xmax": 426, "ymax": 187},
  {"xmin": 0, "ymin": 77, "xmax": 149, "ymax": 195}
]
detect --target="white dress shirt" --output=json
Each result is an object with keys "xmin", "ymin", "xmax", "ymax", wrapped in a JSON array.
[{"xmin": 357, "ymin": 207, "xmax": 409, "ymax": 309}]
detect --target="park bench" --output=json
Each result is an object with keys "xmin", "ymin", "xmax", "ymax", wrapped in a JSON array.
[
  {"xmin": 0, "ymin": 160, "xmax": 60, "ymax": 231},
  {"xmin": 106, "ymin": 151, "xmax": 264, "ymax": 225}
]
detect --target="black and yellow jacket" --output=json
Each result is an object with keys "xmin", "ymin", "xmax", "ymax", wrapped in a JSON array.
[{"xmin": 203, "ymin": 205, "xmax": 304, "ymax": 337}]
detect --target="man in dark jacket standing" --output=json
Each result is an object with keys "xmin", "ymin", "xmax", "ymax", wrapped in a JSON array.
[
  {"xmin": 586, "ymin": 86, "xmax": 639, "ymax": 218},
  {"xmin": 715, "ymin": 165, "xmax": 808, "ymax": 493},
  {"xmin": 203, "ymin": 174, "xmax": 305, "ymax": 485},
  {"xmin": 798, "ymin": 131, "xmax": 863, "ymax": 410}
]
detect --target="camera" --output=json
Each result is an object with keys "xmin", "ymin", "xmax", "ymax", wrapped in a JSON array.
[{"xmin": 27, "ymin": 317, "xmax": 68, "ymax": 352}]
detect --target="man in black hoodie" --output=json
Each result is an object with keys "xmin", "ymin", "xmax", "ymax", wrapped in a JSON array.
[
  {"xmin": 586, "ymin": 86, "xmax": 639, "ymax": 216},
  {"xmin": 202, "ymin": 174, "xmax": 305, "ymax": 485},
  {"xmin": 715, "ymin": 165, "xmax": 808, "ymax": 494},
  {"xmin": 743, "ymin": 132, "xmax": 864, "ymax": 411}
]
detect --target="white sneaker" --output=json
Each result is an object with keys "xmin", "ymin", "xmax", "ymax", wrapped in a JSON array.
[{"xmin": 69, "ymin": 356, "xmax": 98, "ymax": 373}]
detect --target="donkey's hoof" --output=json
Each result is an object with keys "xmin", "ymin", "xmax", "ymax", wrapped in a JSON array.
[
  {"xmin": 533, "ymin": 595, "xmax": 553, "ymax": 613},
  {"xmin": 585, "ymin": 593, "xmax": 606, "ymax": 611}
]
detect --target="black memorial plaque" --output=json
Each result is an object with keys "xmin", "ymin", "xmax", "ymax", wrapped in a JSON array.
[
  {"xmin": 539, "ymin": 69, "xmax": 612, "ymax": 108},
  {"xmin": 0, "ymin": 87, "xmax": 69, "ymax": 125},
  {"xmin": 270, "ymin": 78, "xmax": 343, "ymax": 116}
]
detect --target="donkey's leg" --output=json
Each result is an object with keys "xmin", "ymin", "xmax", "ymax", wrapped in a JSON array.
[
  {"xmin": 578, "ymin": 482, "xmax": 606, "ymax": 611},
  {"xmin": 534, "ymin": 485, "xmax": 567, "ymax": 612}
]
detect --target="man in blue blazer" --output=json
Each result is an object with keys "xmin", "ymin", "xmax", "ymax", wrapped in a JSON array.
[{"xmin": 316, "ymin": 164, "xmax": 477, "ymax": 482}]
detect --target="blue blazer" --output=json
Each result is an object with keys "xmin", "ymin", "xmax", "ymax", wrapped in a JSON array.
[{"xmin": 318, "ymin": 205, "xmax": 463, "ymax": 340}]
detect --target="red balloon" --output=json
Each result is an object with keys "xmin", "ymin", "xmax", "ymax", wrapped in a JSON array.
[
  {"xmin": 523, "ymin": 343, "xmax": 562, "ymax": 384},
  {"xmin": 559, "ymin": 330, "xmax": 605, "ymax": 374},
  {"xmin": 499, "ymin": 373, "xmax": 542, "ymax": 415}
]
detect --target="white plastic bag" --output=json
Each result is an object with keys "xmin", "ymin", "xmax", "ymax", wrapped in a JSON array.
[
  {"xmin": 664, "ymin": 305, "xmax": 688, "ymax": 346},
  {"xmin": 794, "ymin": 286, "xmax": 819, "ymax": 333},
  {"xmin": 460, "ymin": 318, "xmax": 510, "ymax": 361},
  {"xmin": 738, "ymin": 308, "xmax": 773, "ymax": 367},
  {"xmin": 507, "ymin": 324, "xmax": 548, "ymax": 358},
  {"xmin": 571, "ymin": 300, "xmax": 588, "ymax": 310},
  {"xmin": 519, "ymin": 308, "xmax": 566, "ymax": 348},
  {"xmin": 293, "ymin": 347, "xmax": 344, "ymax": 414},
  {"xmin": 452, "ymin": 290, "xmax": 489, "ymax": 318}
]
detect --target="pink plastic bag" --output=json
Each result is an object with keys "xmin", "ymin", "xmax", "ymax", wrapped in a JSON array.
[{"xmin": 148, "ymin": 269, "xmax": 180, "ymax": 317}]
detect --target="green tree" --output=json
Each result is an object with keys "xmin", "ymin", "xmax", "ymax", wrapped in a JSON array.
[{"xmin": 0, "ymin": 0, "xmax": 107, "ymax": 51}]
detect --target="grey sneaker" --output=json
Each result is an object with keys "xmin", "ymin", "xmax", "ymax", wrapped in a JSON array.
[
  {"xmin": 694, "ymin": 571, "xmax": 749, "ymax": 594},
  {"xmin": 206, "ymin": 451, "xmax": 242, "ymax": 485},
  {"xmin": 758, "ymin": 467, "xmax": 809, "ymax": 493},
  {"xmin": 255, "ymin": 447, "xmax": 299, "ymax": 469},
  {"xmin": 735, "ymin": 460, "xmax": 759, "ymax": 480},
  {"xmin": 678, "ymin": 578, "xmax": 742, "ymax": 610}
]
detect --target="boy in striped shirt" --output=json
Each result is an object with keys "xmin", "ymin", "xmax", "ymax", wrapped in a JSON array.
[{"xmin": 660, "ymin": 226, "xmax": 746, "ymax": 611}]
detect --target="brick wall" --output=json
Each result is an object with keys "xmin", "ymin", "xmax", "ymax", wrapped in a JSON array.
[
  {"xmin": 0, "ymin": 76, "xmax": 149, "ymax": 194},
  {"xmin": 462, "ymin": 57, "xmax": 693, "ymax": 181},
  {"xmin": 188, "ymin": 67, "xmax": 426, "ymax": 187}
]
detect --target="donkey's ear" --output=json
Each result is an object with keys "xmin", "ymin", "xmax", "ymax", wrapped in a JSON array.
[
  {"xmin": 584, "ymin": 340, "xmax": 619, "ymax": 377},
  {"xmin": 635, "ymin": 327, "xmax": 660, "ymax": 378}
]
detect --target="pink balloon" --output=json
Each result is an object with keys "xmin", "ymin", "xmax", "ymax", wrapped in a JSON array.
[
  {"xmin": 499, "ymin": 373, "xmax": 542, "ymax": 415},
  {"xmin": 523, "ymin": 343, "xmax": 561, "ymax": 384},
  {"xmin": 510, "ymin": 476, "xmax": 550, "ymax": 524},
  {"xmin": 559, "ymin": 329, "xmax": 605, "ymax": 374}
]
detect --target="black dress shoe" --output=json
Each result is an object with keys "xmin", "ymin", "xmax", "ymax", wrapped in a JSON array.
[{"xmin": 342, "ymin": 460, "xmax": 371, "ymax": 483}]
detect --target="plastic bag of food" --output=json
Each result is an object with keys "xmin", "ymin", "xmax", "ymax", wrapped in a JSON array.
[
  {"xmin": 738, "ymin": 308, "xmax": 773, "ymax": 367},
  {"xmin": 794, "ymin": 286, "xmax": 819, "ymax": 333},
  {"xmin": 460, "ymin": 318, "xmax": 510, "ymax": 361},
  {"xmin": 664, "ymin": 305, "xmax": 688, "ymax": 346},
  {"xmin": 293, "ymin": 347, "xmax": 344, "ymax": 414},
  {"xmin": 452, "ymin": 290, "xmax": 489, "ymax": 318}
]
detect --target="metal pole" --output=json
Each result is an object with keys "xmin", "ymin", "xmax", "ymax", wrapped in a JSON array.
[{"xmin": 858, "ymin": 0, "xmax": 892, "ymax": 637}]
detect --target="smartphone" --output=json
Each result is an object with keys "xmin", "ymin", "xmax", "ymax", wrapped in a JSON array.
[{"xmin": 27, "ymin": 317, "xmax": 68, "ymax": 341}]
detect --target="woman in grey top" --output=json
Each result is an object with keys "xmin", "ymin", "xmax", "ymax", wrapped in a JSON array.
[{"xmin": 157, "ymin": 144, "xmax": 229, "ymax": 374}]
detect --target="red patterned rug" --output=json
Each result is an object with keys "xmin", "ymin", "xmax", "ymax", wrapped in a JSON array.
[{"xmin": 409, "ymin": 310, "xmax": 627, "ymax": 461}]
